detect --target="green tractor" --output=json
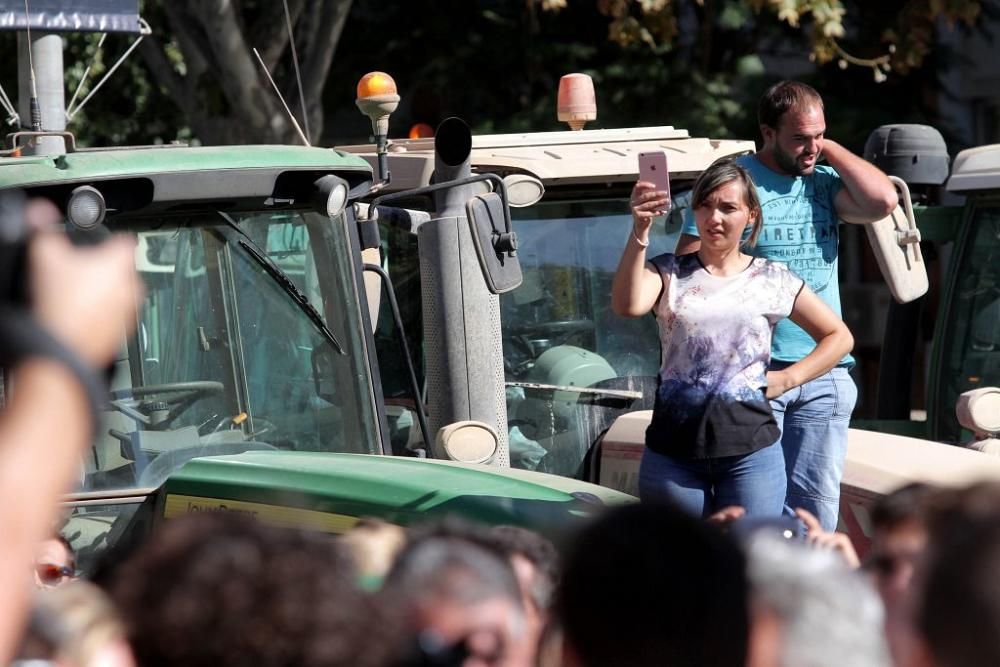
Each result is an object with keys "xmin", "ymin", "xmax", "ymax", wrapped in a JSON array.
[{"xmin": 0, "ymin": 77, "xmax": 632, "ymax": 572}]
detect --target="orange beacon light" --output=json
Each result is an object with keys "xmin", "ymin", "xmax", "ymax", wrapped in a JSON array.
[{"xmin": 356, "ymin": 72, "xmax": 400, "ymax": 184}]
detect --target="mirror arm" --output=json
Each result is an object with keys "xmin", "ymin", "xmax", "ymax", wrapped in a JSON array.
[{"xmin": 370, "ymin": 172, "xmax": 514, "ymax": 236}]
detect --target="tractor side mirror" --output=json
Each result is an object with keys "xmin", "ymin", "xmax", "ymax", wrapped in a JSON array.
[{"xmin": 466, "ymin": 192, "xmax": 522, "ymax": 294}]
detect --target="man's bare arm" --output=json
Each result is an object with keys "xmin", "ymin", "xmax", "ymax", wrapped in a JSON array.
[{"xmin": 823, "ymin": 139, "xmax": 898, "ymax": 224}]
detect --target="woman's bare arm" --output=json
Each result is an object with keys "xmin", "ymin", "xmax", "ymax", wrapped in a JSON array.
[{"xmin": 765, "ymin": 286, "xmax": 854, "ymax": 398}]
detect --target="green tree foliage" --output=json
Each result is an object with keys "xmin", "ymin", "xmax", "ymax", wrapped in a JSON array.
[
  {"xmin": 538, "ymin": 0, "xmax": 982, "ymax": 81},
  {"xmin": 0, "ymin": 0, "xmax": 989, "ymax": 151},
  {"xmin": 329, "ymin": 0, "xmax": 988, "ymax": 153},
  {"xmin": 0, "ymin": 0, "xmax": 353, "ymax": 146}
]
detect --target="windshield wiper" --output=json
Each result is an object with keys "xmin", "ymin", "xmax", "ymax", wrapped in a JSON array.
[{"xmin": 214, "ymin": 212, "xmax": 346, "ymax": 356}]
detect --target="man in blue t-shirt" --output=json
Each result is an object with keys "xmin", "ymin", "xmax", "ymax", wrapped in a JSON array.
[{"xmin": 677, "ymin": 80, "xmax": 898, "ymax": 530}]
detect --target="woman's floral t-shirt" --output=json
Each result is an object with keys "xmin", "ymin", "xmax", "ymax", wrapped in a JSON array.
[{"xmin": 645, "ymin": 253, "xmax": 804, "ymax": 459}]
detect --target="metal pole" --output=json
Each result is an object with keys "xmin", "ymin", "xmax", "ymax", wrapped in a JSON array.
[{"xmin": 17, "ymin": 31, "xmax": 65, "ymax": 155}]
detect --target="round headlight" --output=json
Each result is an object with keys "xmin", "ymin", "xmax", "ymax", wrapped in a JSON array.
[
  {"xmin": 326, "ymin": 182, "xmax": 348, "ymax": 218},
  {"xmin": 67, "ymin": 185, "xmax": 106, "ymax": 229}
]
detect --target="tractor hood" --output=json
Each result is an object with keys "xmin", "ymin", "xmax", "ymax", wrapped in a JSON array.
[{"xmin": 160, "ymin": 451, "xmax": 634, "ymax": 541}]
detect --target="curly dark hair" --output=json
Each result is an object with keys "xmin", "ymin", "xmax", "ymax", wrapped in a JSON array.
[{"xmin": 106, "ymin": 513, "xmax": 369, "ymax": 667}]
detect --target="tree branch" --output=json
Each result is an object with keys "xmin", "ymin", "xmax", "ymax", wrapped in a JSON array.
[
  {"xmin": 138, "ymin": 37, "xmax": 191, "ymax": 116},
  {"xmin": 188, "ymin": 0, "xmax": 288, "ymax": 141},
  {"xmin": 254, "ymin": 0, "xmax": 308, "ymax": 69},
  {"xmin": 301, "ymin": 0, "xmax": 353, "ymax": 138},
  {"xmin": 162, "ymin": 2, "xmax": 211, "ymax": 81}
]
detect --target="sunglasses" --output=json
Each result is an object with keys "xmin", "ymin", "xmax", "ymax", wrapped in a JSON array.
[{"xmin": 35, "ymin": 563, "xmax": 75, "ymax": 586}]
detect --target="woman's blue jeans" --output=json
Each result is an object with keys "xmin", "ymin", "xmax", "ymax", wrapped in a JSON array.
[{"xmin": 638, "ymin": 442, "xmax": 787, "ymax": 518}]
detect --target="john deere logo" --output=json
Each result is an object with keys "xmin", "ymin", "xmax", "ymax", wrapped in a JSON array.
[{"xmin": 163, "ymin": 494, "xmax": 361, "ymax": 534}]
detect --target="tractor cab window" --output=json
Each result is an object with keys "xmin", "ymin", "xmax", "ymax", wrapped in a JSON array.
[
  {"xmin": 67, "ymin": 209, "xmax": 379, "ymax": 573},
  {"xmin": 502, "ymin": 196, "xmax": 683, "ymax": 476},
  {"xmin": 936, "ymin": 202, "xmax": 1000, "ymax": 441},
  {"xmin": 374, "ymin": 194, "xmax": 686, "ymax": 478}
]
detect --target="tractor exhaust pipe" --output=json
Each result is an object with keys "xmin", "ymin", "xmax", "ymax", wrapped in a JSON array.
[{"xmin": 418, "ymin": 117, "xmax": 510, "ymax": 467}]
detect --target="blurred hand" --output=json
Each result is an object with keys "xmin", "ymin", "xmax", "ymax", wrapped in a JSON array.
[
  {"xmin": 29, "ymin": 231, "xmax": 141, "ymax": 367},
  {"xmin": 707, "ymin": 505, "xmax": 746, "ymax": 529},
  {"xmin": 795, "ymin": 508, "xmax": 860, "ymax": 569},
  {"xmin": 629, "ymin": 181, "xmax": 670, "ymax": 240},
  {"xmin": 765, "ymin": 370, "xmax": 794, "ymax": 400}
]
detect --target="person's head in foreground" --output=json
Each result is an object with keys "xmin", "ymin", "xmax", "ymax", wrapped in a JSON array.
[
  {"xmin": 912, "ymin": 482, "xmax": 1000, "ymax": 667},
  {"xmin": 371, "ymin": 522, "xmax": 530, "ymax": 667},
  {"xmin": 557, "ymin": 502, "xmax": 748, "ymax": 667},
  {"xmin": 744, "ymin": 532, "xmax": 890, "ymax": 667},
  {"xmin": 106, "ymin": 513, "xmax": 368, "ymax": 667},
  {"xmin": 16, "ymin": 579, "xmax": 135, "ymax": 667}
]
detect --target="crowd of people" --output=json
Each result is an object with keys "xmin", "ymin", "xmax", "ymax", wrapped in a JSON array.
[
  {"xmin": 3, "ymin": 78, "xmax": 1000, "ymax": 667},
  {"xmin": 13, "ymin": 483, "xmax": 1000, "ymax": 667}
]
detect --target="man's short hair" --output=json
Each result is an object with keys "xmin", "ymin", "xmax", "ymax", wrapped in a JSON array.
[
  {"xmin": 488, "ymin": 524, "xmax": 559, "ymax": 610},
  {"xmin": 371, "ymin": 527, "xmax": 526, "ymax": 667},
  {"xmin": 557, "ymin": 503, "xmax": 748, "ymax": 667},
  {"xmin": 382, "ymin": 533, "xmax": 522, "ymax": 611},
  {"xmin": 747, "ymin": 534, "xmax": 890, "ymax": 667},
  {"xmin": 870, "ymin": 482, "xmax": 937, "ymax": 532},
  {"xmin": 758, "ymin": 80, "xmax": 824, "ymax": 129}
]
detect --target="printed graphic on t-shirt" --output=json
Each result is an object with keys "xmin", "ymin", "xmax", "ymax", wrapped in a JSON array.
[
  {"xmin": 645, "ymin": 253, "xmax": 804, "ymax": 459},
  {"xmin": 753, "ymin": 186, "xmax": 838, "ymax": 293}
]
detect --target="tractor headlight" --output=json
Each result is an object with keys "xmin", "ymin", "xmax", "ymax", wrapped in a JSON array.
[{"xmin": 67, "ymin": 185, "xmax": 106, "ymax": 230}]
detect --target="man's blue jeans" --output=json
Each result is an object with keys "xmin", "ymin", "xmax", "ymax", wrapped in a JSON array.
[
  {"xmin": 769, "ymin": 364, "xmax": 858, "ymax": 531},
  {"xmin": 638, "ymin": 442, "xmax": 786, "ymax": 518}
]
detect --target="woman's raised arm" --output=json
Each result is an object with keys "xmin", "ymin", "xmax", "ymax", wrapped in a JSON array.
[{"xmin": 612, "ymin": 181, "xmax": 669, "ymax": 317}]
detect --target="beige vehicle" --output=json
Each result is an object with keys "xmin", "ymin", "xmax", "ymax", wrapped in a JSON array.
[{"xmin": 342, "ymin": 74, "xmax": 1000, "ymax": 552}]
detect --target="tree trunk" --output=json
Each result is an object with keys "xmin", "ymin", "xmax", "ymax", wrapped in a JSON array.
[{"xmin": 139, "ymin": 0, "xmax": 353, "ymax": 145}]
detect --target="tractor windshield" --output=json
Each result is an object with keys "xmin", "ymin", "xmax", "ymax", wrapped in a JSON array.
[
  {"xmin": 501, "ymin": 197, "xmax": 680, "ymax": 476},
  {"xmin": 87, "ymin": 208, "xmax": 381, "ymax": 494}
]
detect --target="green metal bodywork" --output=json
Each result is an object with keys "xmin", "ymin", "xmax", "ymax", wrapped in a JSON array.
[
  {"xmin": 913, "ymin": 205, "xmax": 963, "ymax": 243},
  {"xmin": 161, "ymin": 451, "xmax": 633, "ymax": 539},
  {"xmin": 0, "ymin": 145, "xmax": 370, "ymax": 188}
]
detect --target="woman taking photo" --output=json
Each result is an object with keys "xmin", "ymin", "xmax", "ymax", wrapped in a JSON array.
[{"xmin": 611, "ymin": 159, "xmax": 853, "ymax": 517}]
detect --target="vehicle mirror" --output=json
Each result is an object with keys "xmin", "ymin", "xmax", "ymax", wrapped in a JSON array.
[
  {"xmin": 862, "ymin": 176, "xmax": 929, "ymax": 304},
  {"xmin": 311, "ymin": 344, "xmax": 339, "ymax": 405},
  {"xmin": 503, "ymin": 174, "xmax": 545, "ymax": 207},
  {"xmin": 436, "ymin": 421, "xmax": 499, "ymax": 464},
  {"xmin": 466, "ymin": 192, "xmax": 522, "ymax": 294}
]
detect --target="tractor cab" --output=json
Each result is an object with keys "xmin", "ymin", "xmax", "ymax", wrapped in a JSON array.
[{"xmin": 0, "ymin": 130, "xmax": 634, "ymax": 573}]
